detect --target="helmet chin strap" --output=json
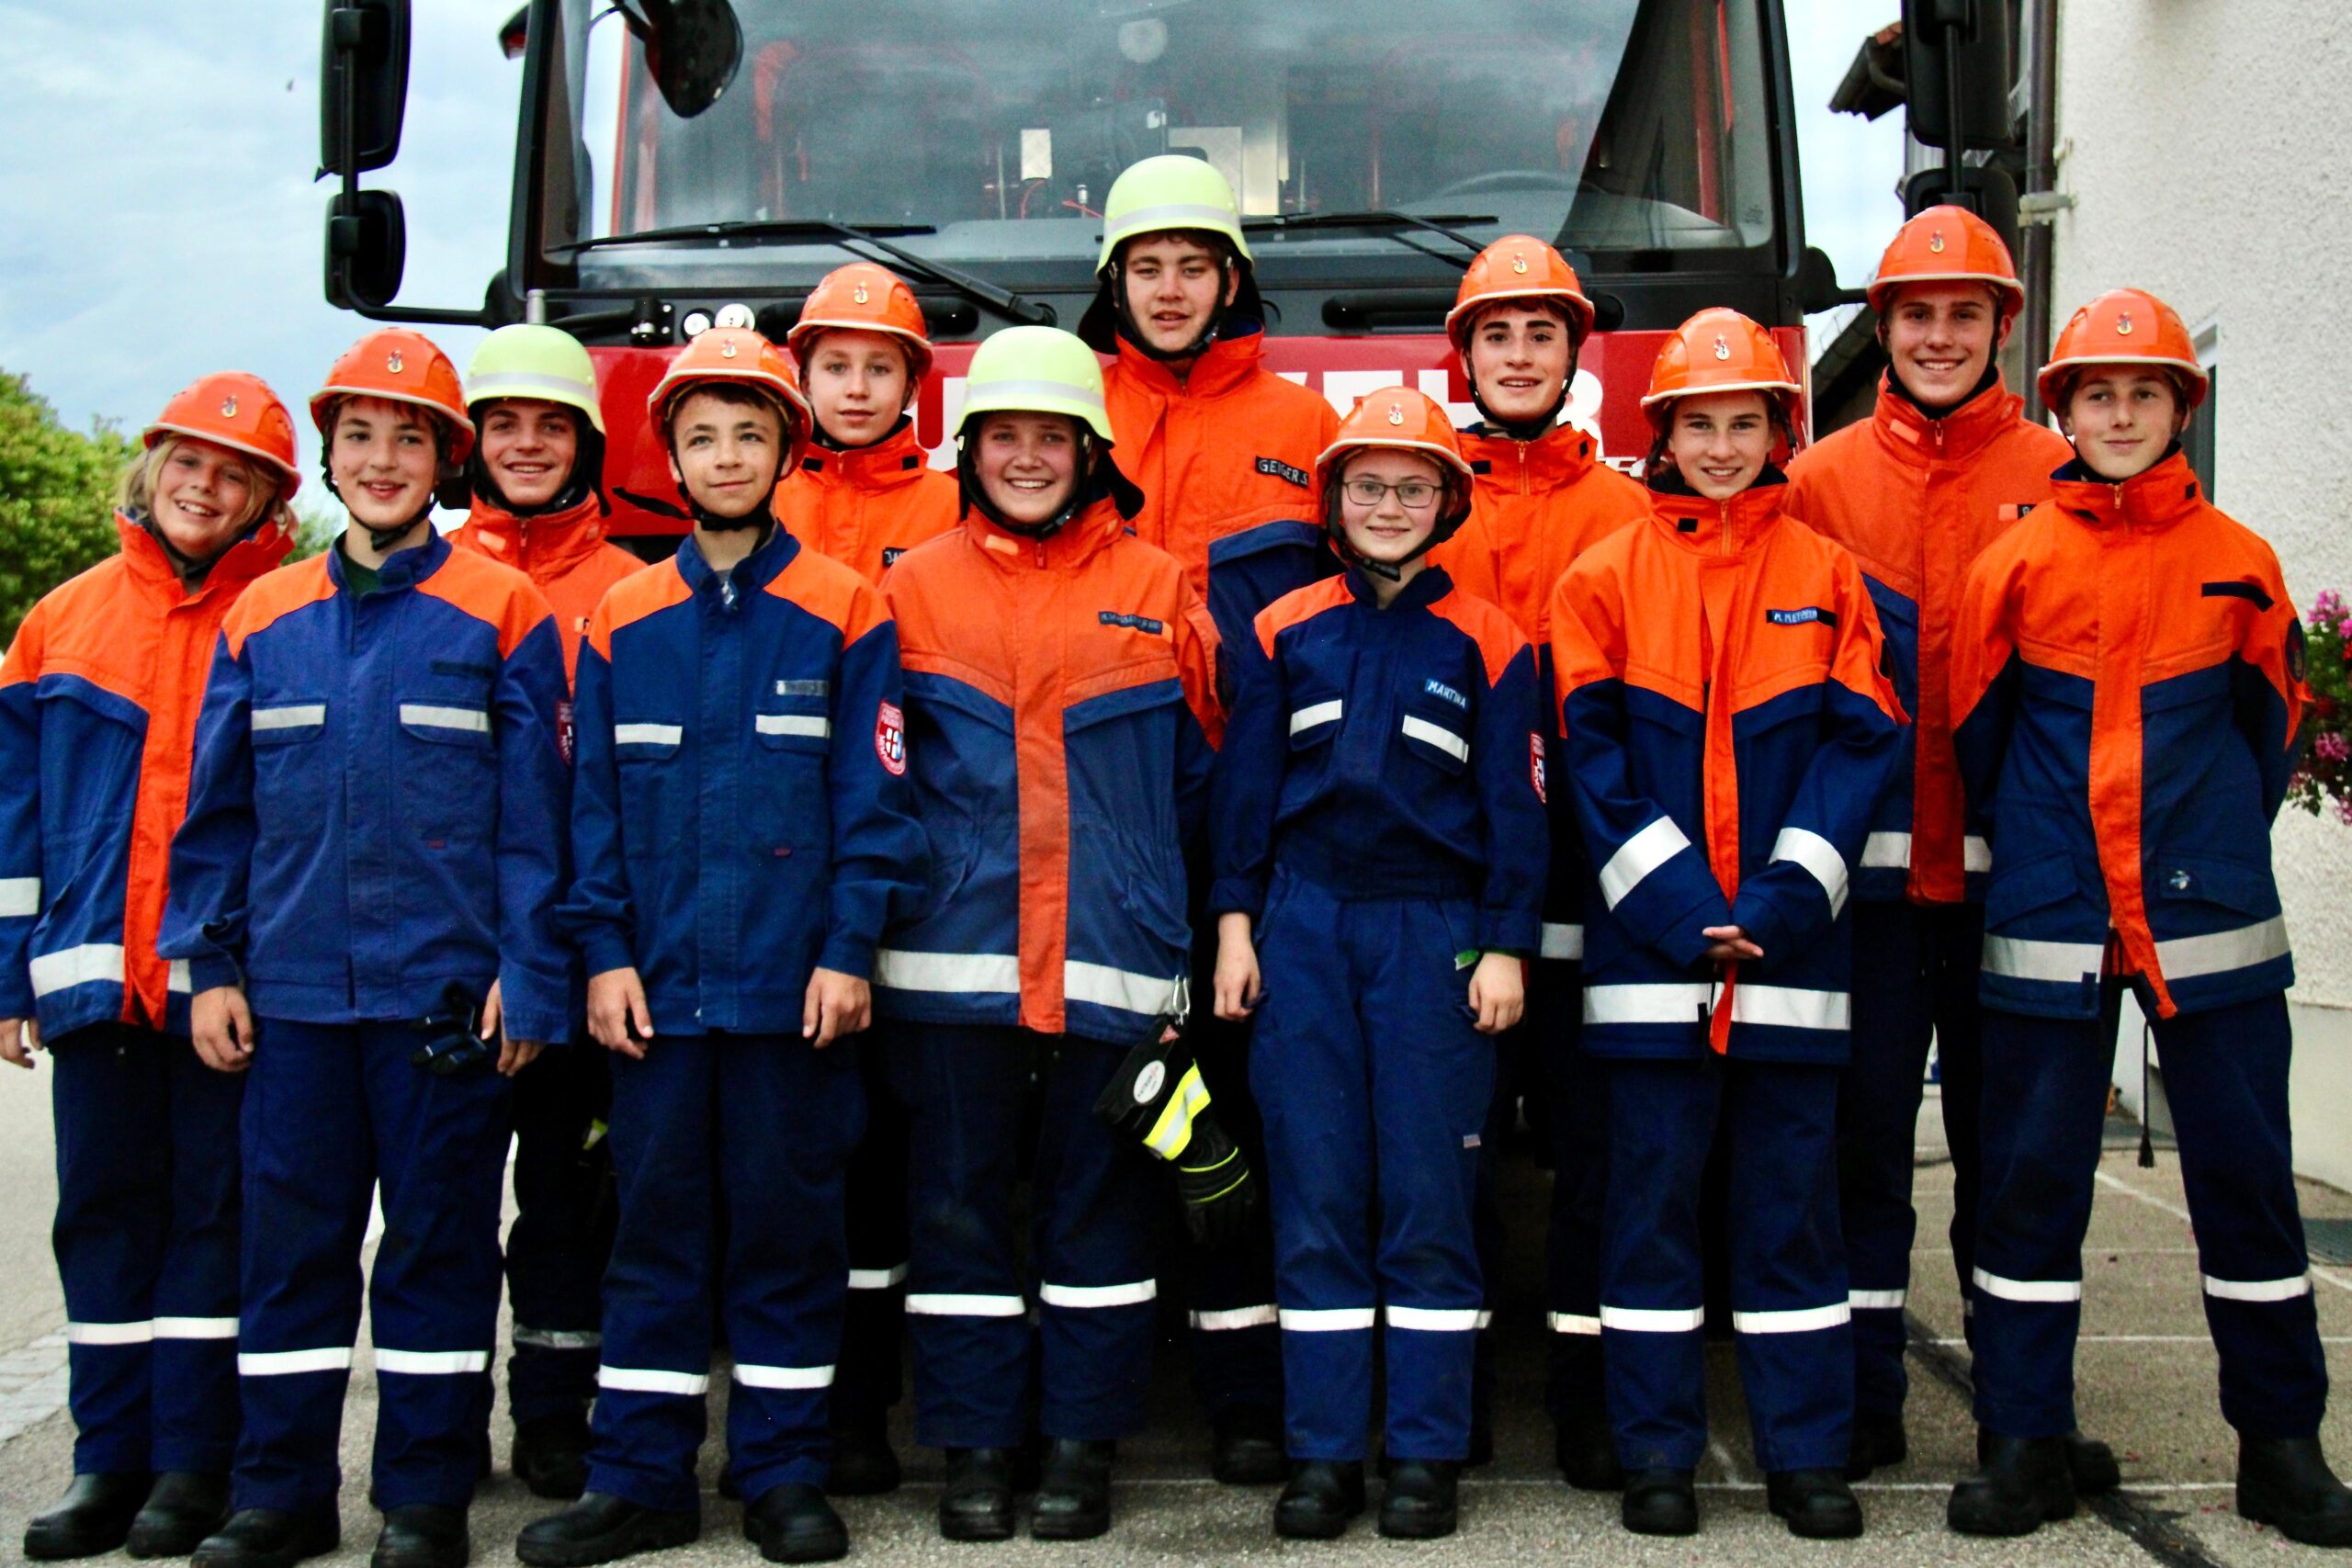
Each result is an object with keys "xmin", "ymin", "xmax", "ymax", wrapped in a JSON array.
[
  {"xmin": 365, "ymin": 506, "xmax": 435, "ymax": 557},
  {"xmin": 958, "ymin": 434, "xmax": 1100, "ymax": 539},
  {"xmin": 1109, "ymin": 257, "xmax": 1232, "ymax": 363}
]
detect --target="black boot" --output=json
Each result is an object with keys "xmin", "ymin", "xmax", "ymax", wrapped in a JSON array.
[
  {"xmin": 1554, "ymin": 1404, "xmax": 1626, "ymax": 1491},
  {"xmin": 1767, "ymin": 1469, "xmax": 1864, "ymax": 1539},
  {"xmin": 741, "ymin": 1483, "xmax": 847, "ymax": 1564},
  {"xmin": 1847, "ymin": 1409, "xmax": 1908, "ymax": 1481},
  {"xmin": 937, "ymin": 1449, "xmax": 1015, "ymax": 1543},
  {"xmin": 130, "ymin": 1472, "xmax": 232, "ymax": 1559},
  {"xmin": 372, "ymin": 1505, "xmax": 469, "ymax": 1568},
  {"xmin": 514, "ymin": 1494, "xmax": 698, "ymax": 1567},
  {"xmin": 1948, "ymin": 1434, "xmax": 2075, "ymax": 1536},
  {"xmin": 1273, "ymin": 1461, "xmax": 1364, "ymax": 1540},
  {"xmin": 190, "ymin": 1507, "xmax": 341, "ymax": 1568},
  {"xmin": 1031, "ymin": 1438, "xmax": 1114, "ymax": 1540},
  {"xmin": 513, "ymin": 1413, "xmax": 594, "ymax": 1502},
  {"xmin": 2065, "ymin": 1429, "xmax": 2122, "ymax": 1495},
  {"xmin": 25, "ymin": 1472, "xmax": 153, "ymax": 1561},
  {"xmin": 2238, "ymin": 1436, "xmax": 2352, "ymax": 1547},
  {"xmin": 1211, "ymin": 1404, "xmax": 1287, "ymax": 1485},
  {"xmin": 1621, "ymin": 1468, "xmax": 1698, "ymax": 1536},
  {"xmin": 1378, "ymin": 1460, "xmax": 1459, "ymax": 1540},
  {"xmin": 823, "ymin": 1416, "xmax": 900, "ymax": 1497}
]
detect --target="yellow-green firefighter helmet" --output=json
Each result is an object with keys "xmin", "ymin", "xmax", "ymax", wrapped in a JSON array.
[
  {"xmin": 954, "ymin": 326, "xmax": 1116, "ymax": 445},
  {"xmin": 1094, "ymin": 154, "xmax": 1255, "ymax": 276},
  {"xmin": 463, "ymin": 323, "xmax": 605, "ymax": 435}
]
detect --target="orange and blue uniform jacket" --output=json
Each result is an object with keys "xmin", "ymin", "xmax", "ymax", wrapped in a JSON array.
[
  {"xmin": 561, "ymin": 525, "xmax": 925, "ymax": 1030},
  {"xmin": 1104, "ymin": 325, "xmax": 1340, "ymax": 651},
  {"xmin": 775, "ymin": 417, "xmax": 960, "ymax": 585},
  {"xmin": 1784, "ymin": 377, "xmax": 2073, "ymax": 903},
  {"xmin": 1550, "ymin": 474, "xmax": 1906, "ymax": 1060},
  {"xmin": 0, "ymin": 515, "xmax": 292, "ymax": 1039},
  {"xmin": 449, "ymin": 491, "xmax": 646, "ymax": 689},
  {"xmin": 1435, "ymin": 422, "xmax": 1648, "ymax": 959},
  {"xmin": 1208, "ymin": 566, "xmax": 1548, "ymax": 952},
  {"xmin": 159, "ymin": 530, "xmax": 575, "ymax": 1043},
  {"xmin": 1950, "ymin": 448, "xmax": 2304, "ymax": 1021},
  {"xmin": 875, "ymin": 484, "xmax": 1222, "ymax": 1045}
]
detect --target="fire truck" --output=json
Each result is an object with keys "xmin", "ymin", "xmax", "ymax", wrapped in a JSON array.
[{"xmin": 318, "ymin": 0, "xmax": 1916, "ymax": 545}]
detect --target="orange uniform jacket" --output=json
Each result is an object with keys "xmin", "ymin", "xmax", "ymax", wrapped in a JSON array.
[
  {"xmin": 448, "ymin": 492, "xmax": 644, "ymax": 687},
  {"xmin": 775, "ymin": 418, "xmax": 960, "ymax": 586},
  {"xmin": 1782, "ymin": 378, "xmax": 2072, "ymax": 903},
  {"xmin": 0, "ymin": 516, "xmax": 292, "ymax": 1037}
]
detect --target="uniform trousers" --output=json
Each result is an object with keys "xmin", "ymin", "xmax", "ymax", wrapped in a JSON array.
[{"xmin": 505, "ymin": 1041, "xmax": 614, "ymax": 1424}]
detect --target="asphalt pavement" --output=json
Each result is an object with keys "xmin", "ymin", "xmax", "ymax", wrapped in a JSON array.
[{"xmin": 3, "ymin": 1064, "xmax": 2350, "ymax": 1566}]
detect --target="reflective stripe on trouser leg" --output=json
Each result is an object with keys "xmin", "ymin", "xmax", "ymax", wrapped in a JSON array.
[
  {"xmin": 150, "ymin": 1038, "xmax": 247, "ymax": 1473},
  {"xmin": 361, "ymin": 1021, "xmax": 514, "ymax": 1511},
  {"xmin": 1537, "ymin": 963, "xmax": 1610, "ymax": 1419},
  {"xmin": 1470, "ymin": 1019, "xmax": 1527, "ymax": 1433},
  {"xmin": 1722, "ymin": 1061, "xmax": 1853, "ymax": 1474},
  {"xmin": 1971, "ymin": 1004, "xmax": 2112, "ymax": 1438},
  {"xmin": 232, "ymin": 1021, "xmax": 384, "ymax": 1512},
  {"xmin": 1180, "ymin": 998, "xmax": 1283, "ymax": 1416},
  {"xmin": 1836, "ymin": 903, "xmax": 1930, "ymax": 1420},
  {"xmin": 505, "ymin": 1039, "xmax": 613, "ymax": 1423},
  {"xmin": 835, "ymin": 1044, "xmax": 909, "ymax": 1427},
  {"xmin": 2156, "ymin": 993, "xmax": 2329, "ymax": 1438}
]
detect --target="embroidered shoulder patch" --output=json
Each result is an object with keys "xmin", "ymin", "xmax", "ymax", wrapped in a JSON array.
[
  {"xmin": 1099, "ymin": 610, "xmax": 1166, "ymax": 635},
  {"xmin": 874, "ymin": 702, "xmax": 907, "ymax": 775},
  {"xmin": 1766, "ymin": 606, "xmax": 1839, "ymax": 627},
  {"xmin": 1530, "ymin": 732, "xmax": 1547, "ymax": 805},
  {"xmin": 1254, "ymin": 457, "xmax": 1310, "ymax": 489}
]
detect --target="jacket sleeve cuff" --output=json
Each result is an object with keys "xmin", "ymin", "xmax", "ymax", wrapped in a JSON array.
[
  {"xmin": 1207, "ymin": 876, "xmax": 1266, "ymax": 922},
  {"xmin": 1650, "ymin": 890, "xmax": 1733, "ymax": 969},
  {"xmin": 1727, "ymin": 888, "xmax": 1801, "ymax": 966},
  {"xmin": 818, "ymin": 932, "xmax": 877, "ymax": 982},
  {"xmin": 576, "ymin": 930, "xmax": 637, "ymax": 981},
  {"xmin": 188, "ymin": 953, "xmax": 243, "ymax": 994},
  {"xmin": 1476, "ymin": 908, "xmax": 1541, "ymax": 957},
  {"xmin": 499, "ymin": 972, "xmax": 572, "ymax": 1047}
]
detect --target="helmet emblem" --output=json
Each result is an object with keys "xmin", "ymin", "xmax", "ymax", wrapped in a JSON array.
[
  {"xmin": 387, "ymin": 350, "xmax": 404, "ymax": 374},
  {"xmin": 2115, "ymin": 311, "xmax": 2135, "ymax": 336},
  {"xmin": 720, "ymin": 337, "xmax": 740, "ymax": 359},
  {"xmin": 853, "ymin": 281, "xmax": 870, "ymax": 304},
  {"xmin": 1928, "ymin": 230, "xmax": 1947, "ymax": 254},
  {"xmin": 1510, "ymin": 253, "xmax": 1529, "ymax": 275},
  {"xmin": 1713, "ymin": 335, "xmax": 1732, "ymax": 361},
  {"xmin": 220, "ymin": 395, "xmax": 239, "ymax": 418},
  {"xmin": 1386, "ymin": 400, "xmax": 1405, "ymax": 426}
]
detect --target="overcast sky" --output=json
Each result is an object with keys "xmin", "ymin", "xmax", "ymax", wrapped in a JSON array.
[{"xmin": 0, "ymin": 1, "xmax": 1900, "ymax": 484}]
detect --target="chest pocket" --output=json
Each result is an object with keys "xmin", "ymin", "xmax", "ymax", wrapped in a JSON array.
[
  {"xmin": 1398, "ymin": 682, "xmax": 1474, "ymax": 776},
  {"xmin": 613, "ymin": 722, "xmax": 687, "ymax": 860},
  {"xmin": 399, "ymin": 690, "xmax": 496, "ymax": 843},
  {"xmin": 1287, "ymin": 686, "xmax": 1344, "ymax": 751},
  {"xmin": 248, "ymin": 697, "xmax": 331, "ymax": 822},
  {"xmin": 752, "ymin": 689, "xmax": 833, "ymax": 851}
]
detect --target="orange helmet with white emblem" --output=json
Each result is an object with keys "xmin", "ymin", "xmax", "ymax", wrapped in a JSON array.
[
  {"xmin": 1315, "ymin": 388, "xmax": 1477, "ymax": 569},
  {"xmin": 146, "ymin": 372, "xmax": 302, "ymax": 500},
  {"xmin": 1641, "ymin": 309, "xmax": 1804, "ymax": 431},
  {"xmin": 1445, "ymin": 236, "xmax": 1597, "ymax": 350},
  {"xmin": 786, "ymin": 263, "xmax": 934, "ymax": 385},
  {"xmin": 311, "ymin": 329, "xmax": 475, "ymax": 464},
  {"xmin": 1867, "ymin": 205, "xmax": 2025, "ymax": 323},
  {"xmin": 2037, "ymin": 288, "xmax": 2208, "ymax": 412},
  {"xmin": 647, "ymin": 327, "xmax": 815, "ymax": 473}
]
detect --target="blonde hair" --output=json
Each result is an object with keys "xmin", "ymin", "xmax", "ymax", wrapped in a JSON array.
[{"xmin": 117, "ymin": 435, "xmax": 293, "ymax": 536}]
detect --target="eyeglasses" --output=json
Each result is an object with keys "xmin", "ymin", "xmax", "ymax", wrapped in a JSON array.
[{"xmin": 1340, "ymin": 477, "xmax": 1441, "ymax": 510}]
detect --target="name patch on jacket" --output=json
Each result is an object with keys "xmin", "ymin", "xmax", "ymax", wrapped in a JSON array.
[
  {"xmin": 1423, "ymin": 679, "xmax": 1468, "ymax": 709},
  {"xmin": 882, "ymin": 547, "xmax": 908, "ymax": 568},
  {"xmin": 1099, "ymin": 611, "xmax": 1165, "ymax": 636},
  {"xmin": 776, "ymin": 679, "xmax": 829, "ymax": 697},
  {"xmin": 1766, "ymin": 606, "xmax": 1838, "ymax": 628},
  {"xmin": 1254, "ymin": 457, "xmax": 1311, "ymax": 489}
]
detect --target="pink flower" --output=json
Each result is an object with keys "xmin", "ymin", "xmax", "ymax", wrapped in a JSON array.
[
  {"xmin": 2316, "ymin": 588, "xmax": 2345, "ymax": 621},
  {"xmin": 2335, "ymin": 795, "xmax": 2352, "ymax": 827},
  {"xmin": 2319, "ymin": 734, "xmax": 2349, "ymax": 764}
]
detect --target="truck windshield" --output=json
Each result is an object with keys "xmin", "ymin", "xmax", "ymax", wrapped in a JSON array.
[{"xmin": 536, "ymin": 0, "xmax": 1780, "ymax": 294}]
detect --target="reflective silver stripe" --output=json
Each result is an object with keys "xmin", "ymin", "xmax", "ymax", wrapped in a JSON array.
[
  {"xmin": 375, "ymin": 1348, "xmax": 490, "ymax": 1374},
  {"xmin": 1547, "ymin": 1312, "xmax": 1601, "ymax": 1336},
  {"xmin": 1599, "ymin": 1305, "xmax": 1704, "ymax": 1333},
  {"xmin": 466, "ymin": 369, "xmax": 599, "ymax": 402},
  {"xmin": 1770, "ymin": 827, "xmax": 1849, "ymax": 918},
  {"xmin": 2157, "ymin": 917, "xmax": 2290, "ymax": 981},
  {"xmin": 905, "ymin": 1293, "xmax": 1026, "ymax": 1317},
  {"xmin": 153, "ymin": 1316, "xmax": 238, "ymax": 1339},
  {"xmin": 967, "ymin": 377, "xmax": 1107, "ymax": 417},
  {"xmin": 1849, "ymin": 1290, "xmax": 1906, "ymax": 1311},
  {"xmin": 598, "ymin": 1365, "xmax": 709, "ymax": 1394},
  {"xmin": 239, "ymin": 1348, "xmax": 353, "ymax": 1376},
  {"xmin": 1983, "ymin": 934, "xmax": 2105, "ymax": 985},
  {"xmin": 615, "ymin": 722, "xmax": 683, "ymax": 747},
  {"xmin": 1732, "ymin": 986, "xmax": 1850, "ymax": 1032},
  {"xmin": 1539, "ymin": 922, "xmax": 1584, "ymax": 961},
  {"xmin": 2202, "ymin": 1273, "xmax": 2311, "ymax": 1303},
  {"xmin": 1731, "ymin": 1302, "xmax": 1851, "ymax": 1335},
  {"xmin": 1971, "ymin": 1267, "xmax": 2081, "ymax": 1303},
  {"xmin": 1385, "ymin": 1306, "xmax": 1480, "ymax": 1331},
  {"xmin": 1278, "ymin": 1307, "xmax": 1375, "ymax": 1332},
  {"xmin": 1289, "ymin": 699, "xmax": 1343, "ymax": 736},
  {"xmin": 734, "ymin": 1363, "xmax": 835, "ymax": 1390},
  {"xmin": 1039, "ymin": 1280, "xmax": 1157, "ymax": 1309},
  {"xmin": 1963, "ymin": 835, "xmax": 1992, "ymax": 873},
  {"xmin": 755, "ymin": 713, "xmax": 831, "ymax": 739},
  {"xmin": 30, "ymin": 943, "xmax": 123, "ymax": 997},
  {"xmin": 252, "ymin": 705, "xmax": 325, "ymax": 731},
  {"xmin": 1583, "ymin": 983, "xmax": 1710, "ymax": 1025},
  {"xmin": 1600, "ymin": 817, "xmax": 1690, "ymax": 908},
  {"xmin": 514, "ymin": 1327, "xmax": 603, "ymax": 1350},
  {"xmin": 846, "ymin": 1265, "xmax": 909, "ymax": 1291},
  {"xmin": 1190, "ymin": 1305, "xmax": 1277, "ymax": 1332},
  {"xmin": 167, "ymin": 961, "xmax": 191, "ymax": 994},
  {"xmin": 873, "ymin": 950, "xmax": 1022, "ymax": 994},
  {"xmin": 1399, "ymin": 715, "xmax": 1469, "ymax": 763},
  {"xmin": 65, "ymin": 1321, "xmax": 152, "ymax": 1346},
  {"xmin": 1860, "ymin": 831, "xmax": 1912, "ymax": 870},
  {"xmin": 1064, "ymin": 961, "xmax": 1183, "ymax": 1018},
  {"xmin": 1105, "ymin": 201, "xmax": 1244, "ymax": 243},
  {"xmin": 399, "ymin": 705, "xmax": 489, "ymax": 735},
  {"xmin": 0, "ymin": 877, "xmax": 40, "ymax": 917}
]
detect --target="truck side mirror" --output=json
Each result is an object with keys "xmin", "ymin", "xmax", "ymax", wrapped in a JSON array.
[
  {"xmin": 623, "ymin": 0, "xmax": 743, "ymax": 120},
  {"xmin": 1901, "ymin": 0, "xmax": 2014, "ymax": 151},
  {"xmin": 320, "ymin": 0, "xmax": 412, "ymax": 175},
  {"xmin": 325, "ymin": 188, "xmax": 409, "ymax": 310}
]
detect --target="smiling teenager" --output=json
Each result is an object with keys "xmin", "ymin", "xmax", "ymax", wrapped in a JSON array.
[{"xmin": 1, "ymin": 376, "xmax": 300, "ymax": 1563}]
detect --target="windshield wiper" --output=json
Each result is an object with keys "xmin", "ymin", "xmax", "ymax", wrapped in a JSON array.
[
  {"xmin": 553, "ymin": 219, "xmax": 1054, "ymax": 325},
  {"xmin": 1244, "ymin": 210, "xmax": 1494, "ymax": 265}
]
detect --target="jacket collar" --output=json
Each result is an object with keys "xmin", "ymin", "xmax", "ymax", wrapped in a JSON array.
[
  {"xmin": 114, "ymin": 511, "xmax": 292, "ymax": 601},
  {"xmin": 1113, "ymin": 322, "xmax": 1267, "ymax": 401},
  {"xmin": 327, "ymin": 524, "xmax": 450, "ymax": 594},
  {"xmin": 1871, "ymin": 370, "xmax": 2026, "ymax": 467},
  {"xmin": 674, "ymin": 515, "xmax": 797, "ymax": 596},
  {"xmin": 461, "ymin": 491, "xmax": 608, "ymax": 578},
  {"xmin": 1342, "ymin": 561, "xmax": 1456, "ymax": 611},
  {"xmin": 963, "ymin": 493, "xmax": 1127, "ymax": 572},
  {"xmin": 796, "ymin": 418, "xmax": 934, "ymax": 491},
  {"xmin": 1645, "ymin": 468, "xmax": 1789, "ymax": 558},
  {"xmin": 2050, "ymin": 446, "xmax": 2205, "ymax": 534},
  {"xmin": 1459, "ymin": 421, "xmax": 1602, "ymax": 491}
]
